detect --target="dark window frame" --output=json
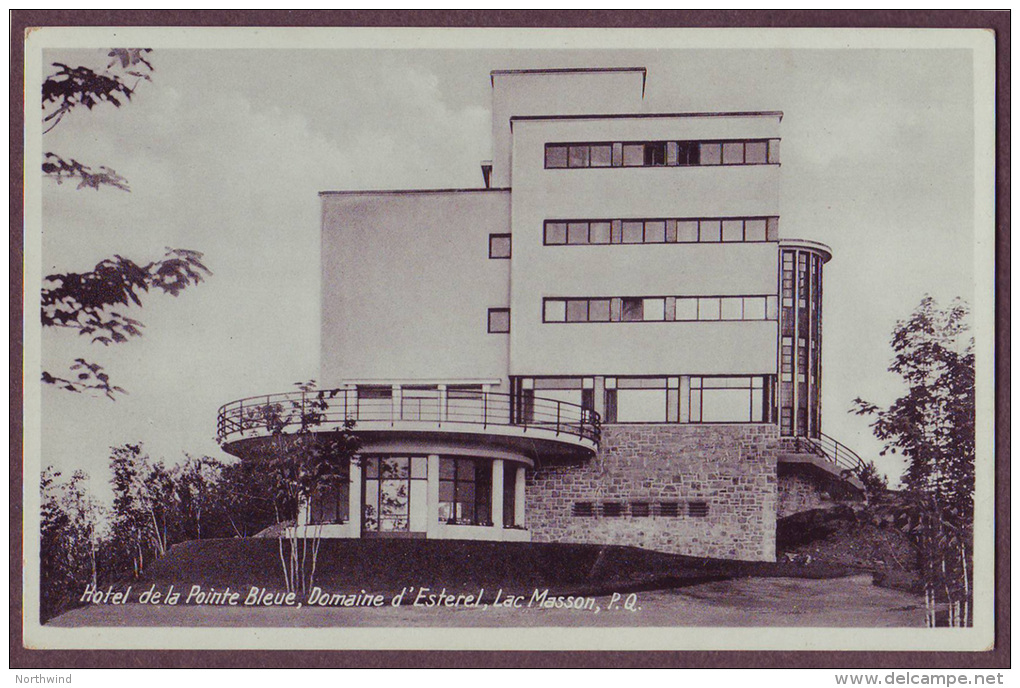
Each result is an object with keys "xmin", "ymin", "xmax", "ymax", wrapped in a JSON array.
[
  {"xmin": 487, "ymin": 308, "xmax": 510, "ymax": 333},
  {"xmin": 544, "ymin": 139, "xmax": 779, "ymax": 170},
  {"xmin": 438, "ymin": 456, "xmax": 493, "ymax": 527},
  {"xmin": 542, "ymin": 295, "xmax": 778, "ymax": 323},
  {"xmin": 543, "ymin": 216, "xmax": 779, "ymax": 246},
  {"xmin": 488, "ymin": 233, "xmax": 511, "ymax": 259}
]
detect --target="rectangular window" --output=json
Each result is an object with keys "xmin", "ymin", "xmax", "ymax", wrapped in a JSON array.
[
  {"xmin": 545, "ymin": 145, "xmax": 568, "ymax": 168},
  {"xmin": 567, "ymin": 222, "xmax": 588, "ymax": 245},
  {"xmin": 700, "ymin": 219, "xmax": 722, "ymax": 242},
  {"xmin": 503, "ymin": 464, "xmax": 519, "ymax": 528},
  {"xmin": 565, "ymin": 299, "xmax": 588, "ymax": 322},
  {"xmin": 588, "ymin": 298, "xmax": 611, "ymax": 322},
  {"xmin": 689, "ymin": 376, "xmax": 767, "ymax": 423},
  {"xmin": 676, "ymin": 220, "xmax": 699, "ymax": 242},
  {"xmin": 544, "ymin": 221, "xmax": 567, "ymax": 245},
  {"xmin": 642, "ymin": 297, "xmax": 666, "ymax": 321},
  {"xmin": 544, "ymin": 299, "xmax": 566, "ymax": 322},
  {"xmin": 698, "ymin": 297, "xmax": 721, "ymax": 321},
  {"xmin": 438, "ymin": 457, "xmax": 492, "ymax": 526},
  {"xmin": 621, "ymin": 298, "xmax": 644, "ymax": 322},
  {"xmin": 488, "ymin": 233, "xmax": 511, "ymax": 259},
  {"xmin": 644, "ymin": 220, "xmax": 667, "ymax": 243},
  {"xmin": 568, "ymin": 145, "xmax": 590, "ymax": 168},
  {"xmin": 644, "ymin": 142, "xmax": 667, "ymax": 166},
  {"xmin": 745, "ymin": 140, "xmax": 768, "ymax": 164},
  {"xmin": 487, "ymin": 308, "xmax": 510, "ymax": 333},
  {"xmin": 589, "ymin": 144, "xmax": 612, "ymax": 167},
  {"xmin": 544, "ymin": 295, "xmax": 777, "ymax": 323},
  {"xmin": 622, "ymin": 143, "xmax": 644, "ymax": 167},
  {"xmin": 722, "ymin": 219, "xmax": 744, "ymax": 242},
  {"xmin": 309, "ymin": 474, "xmax": 350, "ymax": 525},
  {"xmin": 621, "ymin": 221, "xmax": 644, "ymax": 244},
  {"xmin": 589, "ymin": 221, "xmax": 611, "ymax": 244},
  {"xmin": 546, "ymin": 139, "xmax": 776, "ymax": 169},
  {"xmin": 700, "ymin": 142, "xmax": 722, "ymax": 165},
  {"xmin": 722, "ymin": 142, "xmax": 745, "ymax": 164}
]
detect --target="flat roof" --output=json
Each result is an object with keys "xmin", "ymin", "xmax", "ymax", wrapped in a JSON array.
[
  {"xmin": 490, "ymin": 67, "xmax": 647, "ymax": 95},
  {"xmin": 319, "ymin": 187, "xmax": 509, "ymax": 197},
  {"xmin": 510, "ymin": 110, "xmax": 784, "ymax": 125}
]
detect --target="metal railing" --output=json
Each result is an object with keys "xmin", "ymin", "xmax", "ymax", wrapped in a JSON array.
[
  {"xmin": 788, "ymin": 431, "xmax": 866, "ymax": 476},
  {"xmin": 217, "ymin": 388, "xmax": 601, "ymax": 446}
]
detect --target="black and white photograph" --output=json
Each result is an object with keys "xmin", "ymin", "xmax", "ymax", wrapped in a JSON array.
[{"xmin": 19, "ymin": 24, "xmax": 999, "ymax": 657}]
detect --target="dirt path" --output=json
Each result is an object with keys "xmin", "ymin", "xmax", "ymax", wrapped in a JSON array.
[{"xmin": 49, "ymin": 575, "xmax": 924, "ymax": 628}]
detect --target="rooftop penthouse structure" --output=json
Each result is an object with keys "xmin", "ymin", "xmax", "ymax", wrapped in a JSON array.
[{"xmin": 217, "ymin": 67, "xmax": 864, "ymax": 562}]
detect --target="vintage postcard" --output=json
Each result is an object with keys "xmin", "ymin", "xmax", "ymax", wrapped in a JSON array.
[{"xmin": 20, "ymin": 25, "xmax": 998, "ymax": 654}]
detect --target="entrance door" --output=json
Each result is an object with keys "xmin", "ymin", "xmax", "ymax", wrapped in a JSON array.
[{"xmin": 362, "ymin": 456, "xmax": 428, "ymax": 537}]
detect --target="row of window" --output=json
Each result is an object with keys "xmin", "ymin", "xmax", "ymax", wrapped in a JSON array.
[
  {"xmin": 545, "ymin": 139, "xmax": 779, "ymax": 169},
  {"xmin": 571, "ymin": 500, "xmax": 710, "ymax": 518},
  {"xmin": 492, "ymin": 217, "xmax": 777, "ymax": 258},
  {"xmin": 542, "ymin": 295, "xmax": 778, "ymax": 323},
  {"xmin": 517, "ymin": 375, "xmax": 772, "ymax": 424},
  {"xmin": 311, "ymin": 456, "xmax": 521, "ymax": 529},
  {"xmin": 544, "ymin": 217, "xmax": 778, "ymax": 246}
]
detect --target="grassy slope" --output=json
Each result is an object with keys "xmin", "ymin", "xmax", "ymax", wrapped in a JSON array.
[{"xmin": 131, "ymin": 538, "xmax": 858, "ymax": 599}]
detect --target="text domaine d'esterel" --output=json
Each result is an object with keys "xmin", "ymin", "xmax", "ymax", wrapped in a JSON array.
[{"xmin": 77, "ymin": 584, "xmax": 632, "ymax": 612}]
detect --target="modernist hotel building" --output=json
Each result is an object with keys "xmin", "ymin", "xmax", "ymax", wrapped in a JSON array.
[{"xmin": 218, "ymin": 68, "xmax": 864, "ymax": 562}]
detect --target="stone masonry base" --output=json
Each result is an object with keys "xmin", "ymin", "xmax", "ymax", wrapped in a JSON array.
[{"xmin": 526, "ymin": 424, "xmax": 779, "ymax": 562}]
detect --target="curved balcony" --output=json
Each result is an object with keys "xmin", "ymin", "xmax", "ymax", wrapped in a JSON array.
[
  {"xmin": 217, "ymin": 388, "xmax": 600, "ymax": 463},
  {"xmin": 779, "ymin": 432, "xmax": 866, "ymax": 493}
]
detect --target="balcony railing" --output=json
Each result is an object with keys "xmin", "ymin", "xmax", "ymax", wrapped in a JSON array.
[
  {"xmin": 217, "ymin": 388, "xmax": 601, "ymax": 446},
  {"xmin": 786, "ymin": 431, "xmax": 866, "ymax": 476}
]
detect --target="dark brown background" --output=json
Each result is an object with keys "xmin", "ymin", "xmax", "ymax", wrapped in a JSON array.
[{"xmin": 10, "ymin": 9, "xmax": 1010, "ymax": 669}]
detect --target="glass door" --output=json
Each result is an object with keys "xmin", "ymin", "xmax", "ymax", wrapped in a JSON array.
[{"xmin": 362, "ymin": 456, "xmax": 427, "ymax": 537}]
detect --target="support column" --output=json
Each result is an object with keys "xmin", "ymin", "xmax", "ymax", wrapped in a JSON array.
[
  {"xmin": 391, "ymin": 384, "xmax": 401, "ymax": 422},
  {"xmin": 426, "ymin": 454, "xmax": 440, "ymax": 539},
  {"xmin": 348, "ymin": 457, "xmax": 362, "ymax": 537},
  {"xmin": 515, "ymin": 465, "xmax": 527, "ymax": 528},
  {"xmin": 491, "ymin": 459, "xmax": 505, "ymax": 537}
]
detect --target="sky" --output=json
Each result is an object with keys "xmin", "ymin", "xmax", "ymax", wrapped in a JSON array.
[{"xmin": 34, "ymin": 42, "xmax": 982, "ymax": 501}]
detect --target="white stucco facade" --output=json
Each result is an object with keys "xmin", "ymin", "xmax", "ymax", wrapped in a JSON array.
[{"xmin": 218, "ymin": 67, "xmax": 851, "ymax": 554}]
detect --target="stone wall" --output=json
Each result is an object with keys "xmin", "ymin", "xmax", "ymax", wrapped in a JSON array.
[
  {"xmin": 777, "ymin": 472, "xmax": 835, "ymax": 519},
  {"xmin": 526, "ymin": 424, "xmax": 779, "ymax": 561}
]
